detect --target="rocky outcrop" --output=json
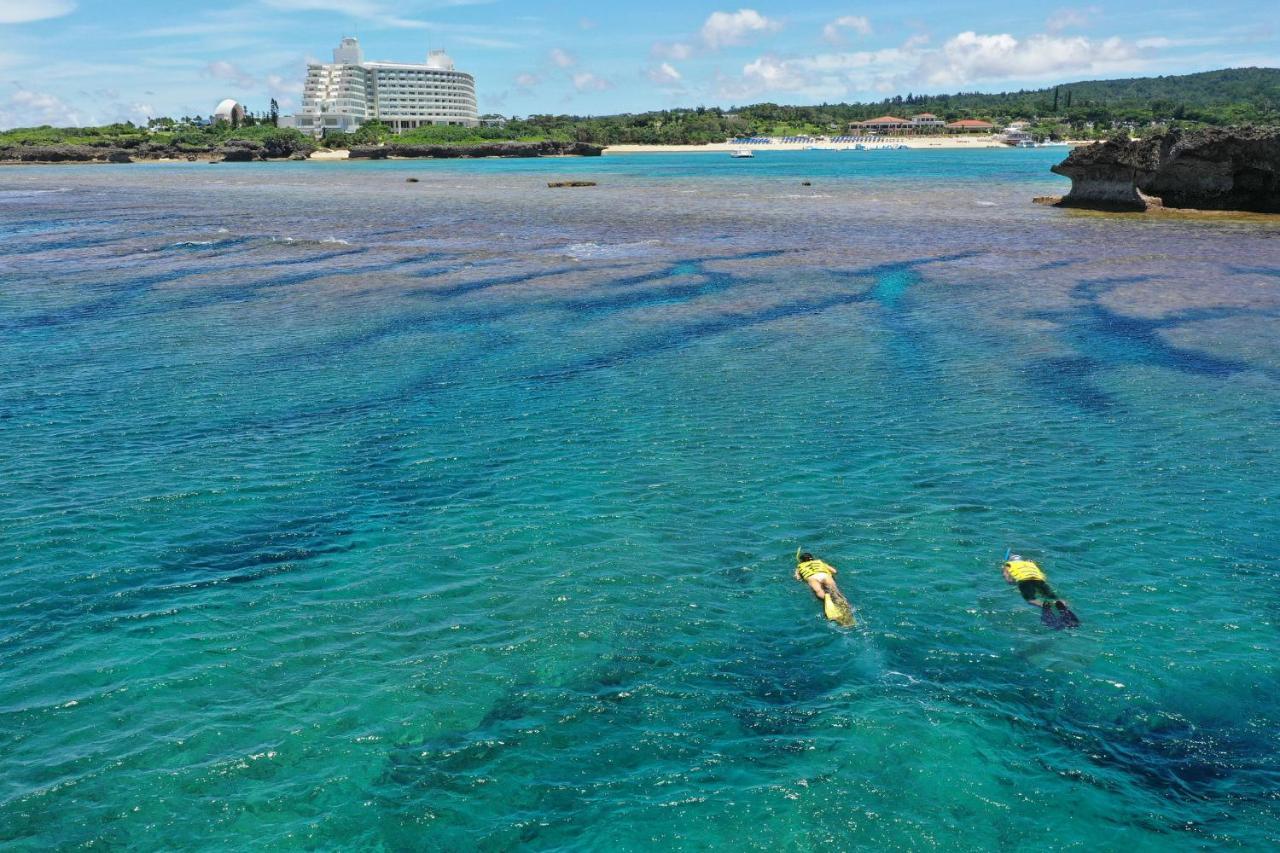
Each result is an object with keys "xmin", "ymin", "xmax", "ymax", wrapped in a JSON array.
[
  {"xmin": 1049, "ymin": 134, "xmax": 1156, "ymax": 210},
  {"xmin": 0, "ymin": 144, "xmax": 133, "ymax": 164},
  {"xmin": 1050, "ymin": 126, "xmax": 1280, "ymax": 213},
  {"xmin": 216, "ymin": 140, "xmax": 266, "ymax": 162},
  {"xmin": 2, "ymin": 132, "xmax": 313, "ymax": 164},
  {"xmin": 348, "ymin": 141, "xmax": 605, "ymax": 159},
  {"xmin": 1137, "ymin": 126, "xmax": 1280, "ymax": 212}
]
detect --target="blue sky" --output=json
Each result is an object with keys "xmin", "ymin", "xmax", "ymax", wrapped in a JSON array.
[{"xmin": 1, "ymin": 1, "xmax": 1276, "ymax": 127}]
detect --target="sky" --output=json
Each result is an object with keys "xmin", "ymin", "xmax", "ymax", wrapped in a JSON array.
[{"xmin": 0, "ymin": 1, "xmax": 1276, "ymax": 128}]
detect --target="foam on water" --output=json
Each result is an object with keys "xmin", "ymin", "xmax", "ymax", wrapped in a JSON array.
[{"xmin": 0, "ymin": 151, "xmax": 1277, "ymax": 850}]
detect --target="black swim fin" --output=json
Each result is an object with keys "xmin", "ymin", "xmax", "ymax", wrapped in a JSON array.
[
  {"xmin": 1040, "ymin": 603, "xmax": 1063, "ymax": 629},
  {"xmin": 1056, "ymin": 601, "xmax": 1081, "ymax": 628}
]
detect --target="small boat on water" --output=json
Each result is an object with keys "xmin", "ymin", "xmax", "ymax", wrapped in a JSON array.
[{"xmin": 730, "ymin": 149, "xmax": 755, "ymax": 158}]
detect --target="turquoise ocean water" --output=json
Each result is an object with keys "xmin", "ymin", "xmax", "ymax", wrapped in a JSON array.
[{"xmin": 1, "ymin": 149, "xmax": 1277, "ymax": 850}]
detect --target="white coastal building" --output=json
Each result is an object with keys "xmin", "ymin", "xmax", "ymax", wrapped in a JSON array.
[{"xmin": 281, "ymin": 37, "xmax": 478, "ymax": 137}]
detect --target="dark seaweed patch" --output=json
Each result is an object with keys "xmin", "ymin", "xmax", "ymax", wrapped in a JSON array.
[
  {"xmin": 560, "ymin": 265, "xmax": 739, "ymax": 315},
  {"xmin": 1067, "ymin": 293, "xmax": 1250, "ymax": 380},
  {"xmin": 1058, "ymin": 709, "xmax": 1280, "ymax": 805},
  {"xmin": 526, "ymin": 258, "xmax": 947, "ymax": 382},
  {"xmin": 1, "ymin": 270, "xmax": 186, "ymax": 332},
  {"xmin": 1032, "ymin": 258, "xmax": 1081, "ymax": 272},
  {"xmin": 1024, "ymin": 355, "xmax": 1114, "ymax": 412},
  {"xmin": 307, "ymin": 251, "xmax": 796, "ymax": 364},
  {"xmin": 153, "ymin": 512, "xmax": 355, "ymax": 591},
  {"xmin": 0, "ymin": 234, "xmax": 125, "ymax": 257},
  {"xmin": 1024, "ymin": 275, "xmax": 1270, "ymax": 413}
]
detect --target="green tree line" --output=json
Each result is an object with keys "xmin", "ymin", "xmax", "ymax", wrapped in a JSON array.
[{"xmin": 3, "ymin": 67, "xmax": 1276, "ymax": 149}]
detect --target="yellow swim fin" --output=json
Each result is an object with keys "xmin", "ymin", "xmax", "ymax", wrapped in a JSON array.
[{"xmin": 824, "ymin": 593, "xmax": 857, "ymax": 628}]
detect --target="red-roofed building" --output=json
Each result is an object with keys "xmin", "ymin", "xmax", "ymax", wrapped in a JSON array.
[
  {"xmin": 849, "ymin": 115, "xmax": 913, "ymax": 134},
  {"xmin": 946, "ymin": 119, "xmax": 997, "ymax": 134}
]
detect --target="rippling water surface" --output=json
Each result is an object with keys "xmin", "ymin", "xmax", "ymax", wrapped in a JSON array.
[{"xmin": 1, "ymin": 150, "xmax": 1278, "ymax": 850}]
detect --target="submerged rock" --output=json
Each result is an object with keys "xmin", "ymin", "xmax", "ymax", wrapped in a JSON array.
[
  {"xmin": 1050, "ymin": 127, "xmax": 1280, "ymax": 213},
  {"xmin": 547, "ymin": 180, "xmax": 597, "ymax": 188}
]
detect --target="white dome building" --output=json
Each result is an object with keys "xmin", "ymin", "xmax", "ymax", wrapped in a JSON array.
[{"xmin": 212, "ymin": 99, "xmax": 246, "ymax": 125}]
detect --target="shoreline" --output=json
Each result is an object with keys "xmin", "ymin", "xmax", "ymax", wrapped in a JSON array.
[
  {"xmin": 602, "ymin": 136, "xmax": 1085, "ymax": 154},
  {"xmin": 0, "ymin": 137, "xmax": 1091, "ymax": 165},
  {"xmin": 1032, "ymin": 194, "xmax": 1280, "ymax": 220}
]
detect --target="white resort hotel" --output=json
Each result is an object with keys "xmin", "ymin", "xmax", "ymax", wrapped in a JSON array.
[{"xmin": 281, "ymin": 37, "xmax": 478, "ymax": 137}]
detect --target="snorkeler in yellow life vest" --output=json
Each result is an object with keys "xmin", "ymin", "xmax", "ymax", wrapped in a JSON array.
[
  {"xmin": 795, "ymin": 550, "xmax": 855, "ymax": 627},
  {"xmin": 1003, "ymin": 554, "xmax": 1079, "ymax": 628}
]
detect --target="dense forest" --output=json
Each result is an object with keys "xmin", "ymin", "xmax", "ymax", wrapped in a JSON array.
[
  {"xmin": 536, "ymin": 67, "xmax": 1280, "ymax": 144},
  {"xmin": 2, "ymin": 67, "xmax": 1277, "ymax": 150}
]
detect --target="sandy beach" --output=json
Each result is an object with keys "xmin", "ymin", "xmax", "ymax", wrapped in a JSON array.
[
  {"xmin": 601, "ymin": 135, "xmax": 1056, "ymax": 154},
  {"xmin": 298, "ymin": 137, "xmax": 1083, "ymax": 160}
]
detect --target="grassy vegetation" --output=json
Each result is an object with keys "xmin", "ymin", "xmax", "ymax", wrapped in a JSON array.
[
  {"xmin": 0, "ymin": 122, "xmax": 315, "ymax": 156},
  {"xmin": 319, "ymin": 122, "xmax": 562, "ymax": 148},
  {"xmin": 0, "ymin": 123, "xmax": 156, "ymax": 147}
]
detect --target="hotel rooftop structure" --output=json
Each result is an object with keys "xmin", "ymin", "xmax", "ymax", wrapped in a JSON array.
[{"xmin": 281, "ymin": 37, "xmax": 478, "ymax": 137}]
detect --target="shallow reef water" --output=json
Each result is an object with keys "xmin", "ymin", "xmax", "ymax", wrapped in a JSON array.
[{"xmin": 0, "ymin": 150, "xmax": 1277, "ymax": 850}]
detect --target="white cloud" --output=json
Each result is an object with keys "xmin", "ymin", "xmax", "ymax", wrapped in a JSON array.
[
  {"xmin": 919, "ymin": 31, "xmax": 1140, "ymax": 86},
  {"xmin": 722, "ymin": 27, "xmax": 1152, "ymax": 100},
  {"xmin": 572, "ymin": 72, "xmax": 610, "ymax": 92},
  {"xmin": 1133, "ymin": 35, "xmax": 1226, "ymax": 49},
  {"xmin": 514, "ymin": 72, "xmax": 540, "ymax": 89},
  {"xmin": 649, "ymin": 9, "xmax": 780, "ymax": 63},
  {"xmin": 2, "ymin": 87, "xmax": 83, "ymax": 128},
  {"xmin": 455, "ymin": 34, "xmax": 519, "ymax": 49},
  {"xmin": 701, "ymin": 9, "xmax": 782, "ymax": 50},
  {"xmin": 822, "ymin": 15, "xmax": 872, "ymax": 45},
  {"xmin": 740, "ymin": 55, "xmax": 808, "ymax": 92},
  {"xmin": 646, "ymin": 62, "xmax": 682, "ymax": 86},
  {"xmin": 257, "ymin": 0, "xmax": 451, "ymax": 31},
  {"xmin": 549, "ymin": 47, "xmax": 575, "ymax": 68},
  {"xmin": 0, "ymin": 0, "xmax": 76, "ymax": 24},
  {"xmin": 1046, "ymin": 6, "xmax": 1101, "ymax": 34},
  {"xmin": 262, "ymin": 0, "xmax": 380, "ymax": 13},
  {"xmin": 114, "ymin": 101, "xmax": 155, "ymax": 124},
  {"xmin": 652, "ymin": 41, "xmax": 695, "ymax": 60},
  {"xmin": 579, "ymin": 17, "xmax": 597, "ymax": 30},
  {"xmin": 265, "ymin": 73, "xmax": 302, "ymax": 96},
  {"xmin": 204, "ymin": 60, "xmax": 257, "ymax": 89},
  {"xmin": 726, "ymin": 47, "xmax": 906, "ymax": 100}
]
